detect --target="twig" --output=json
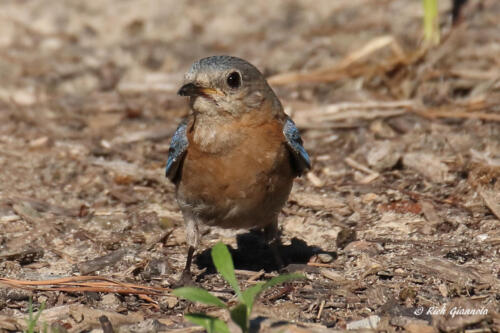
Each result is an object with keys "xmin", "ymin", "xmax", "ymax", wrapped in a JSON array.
[
  {"xmin": 268, "ymin": 35, "xmax": 403, "ymax": 85},
  {"xmin": 316, "ymin": 300, "xmax": 326, "ymax": 320},
  {"xmin": 292, "ymin": 100, "xmax": 414, "ymax": 129},
  {"xmin": 247, "ymin": 270, "xmax": 265, "ymax": 282},
  {"xmin": 449, "ymin": 69, "xmax": 500, "ymax": 80},
  {"xmin": 138, "ymin": 294, "xmax": 160, "ymax": 309},
  {"xmin": 344, "ymin": 157, "xmax": 378, "ymax": 176},
  {"xmin": 307, "ymin": 262, "xmax": 335, "ymax": 268},
  {"xmin": 343, "ymin": 157, "xmax": 381, "ymax": 184},
  {"xmin": 146, "ymin": 229, "xmax": 174, "ymax": 251},
  {"xmin": 464, "ymin": 328, "xmax": 495, "ymax": 333},
  {"xmin": 419, "ymin": 110, "xmax": 500, "ymax": 122},
  {"xmin": 266, "ymin": 284, "xmax": 293, "ymax": 302},
  {"xmin": 234, "ymin": 269, "xmax": 276, "ymax": 279},
  {"xmin": 306, "ymin": 109, "xmax": 408, "ymax": 123},
  {"xmin": 50, "ymin": 249, "xmax": 76, "ymax": 264},
  {"xmin": 306, "ymin": 100, "xmax": 415, "ymax": 116},
  {"xmin": 0, "ymin": 276, "xmax": 169, "ymax": 295}
]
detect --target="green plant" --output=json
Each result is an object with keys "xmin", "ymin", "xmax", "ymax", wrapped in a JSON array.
[
  {"xmin": 24, "ymin": 298, "xmax": 47, "ymax": 333},
  {"xmin": 422, "ymin": 0, "xmax": 440, "ymax": 45},
  {"xmin": 173, "ymin": 242, "xmax": 304, "ymax": 333}
]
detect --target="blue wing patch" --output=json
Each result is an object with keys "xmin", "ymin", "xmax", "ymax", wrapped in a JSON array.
[
  {"xmin": 165, "ymin": 118, "xmax": 189, "ymax": 182},
  {"xmin": 283, "ymin": 117, "xmax": 311, "ymax": 175}
]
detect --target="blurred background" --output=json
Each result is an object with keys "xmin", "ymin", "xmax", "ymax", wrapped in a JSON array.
[{"xmin": 0, "ymin": 0, "xmax": 499, "ymax": 332}]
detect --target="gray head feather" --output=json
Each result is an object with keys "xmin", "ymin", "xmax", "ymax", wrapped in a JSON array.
[
  {"xmin": 182, "ymin": 55, "xmax": 281, "ymax": 117},
  {"xmin": 185, "ymin": 55, "xmax": 263, "ymax": 83}
]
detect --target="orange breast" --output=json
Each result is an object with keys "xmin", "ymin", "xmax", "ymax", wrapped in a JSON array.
[{"xmin": 177, "ymin": 112, "xmax": 294, "ymax": 227}]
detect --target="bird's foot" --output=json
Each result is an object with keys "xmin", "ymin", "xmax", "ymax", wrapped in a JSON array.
[{"xmin": 172, "ymin": 270, "xmax": 196, "ymax": 288}]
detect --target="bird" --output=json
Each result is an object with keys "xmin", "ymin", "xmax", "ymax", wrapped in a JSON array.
[{"xmin": 165, "ymin": 55, "xmax": 310, "ymax": 282}]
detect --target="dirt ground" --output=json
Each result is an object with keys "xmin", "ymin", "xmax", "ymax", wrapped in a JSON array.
[{"xmin": 0, "ymin": 0, "xmax": 499, "ymax": 332}]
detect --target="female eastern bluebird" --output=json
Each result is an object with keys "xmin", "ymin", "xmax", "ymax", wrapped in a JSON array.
[{"xmin": 166, "ymin": 56, "xmax": 310, "ymax": 282}]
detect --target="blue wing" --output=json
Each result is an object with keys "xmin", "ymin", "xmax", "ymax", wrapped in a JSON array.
[
  {"xmin": 283, "ymin": 117, "xmax": 311, "ymax": 175},
  {"xmin": 165, "ymin": 118, "xmax": 189, "ymax": 182}
]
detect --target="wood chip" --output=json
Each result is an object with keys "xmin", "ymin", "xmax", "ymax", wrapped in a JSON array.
[
  {"xmin": 306, "ymin": 172, "xmax": 324, "ymax": 187},
  {"xmin": 413, "ymin": 257, "xmax": 490, "ymax": 285},
  {"xmin": 403, "ymin": 152, "xmax": 454, "ymax": 183},
  {"xmin": 77, "ymin": 248, "xmax": 127, "ymax": 274},
  {"xmin": 345, "ymin": 157, "xmax": 379, "ymax": 177},
  {"xmin": 477, "ymin": 187, "xmax": 500, "ymax": 220},
  {"xmin": 289, "ymin": 192, "xmax": 350, "ymax": 214}
]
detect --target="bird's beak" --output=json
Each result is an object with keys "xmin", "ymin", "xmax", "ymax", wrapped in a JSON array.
[
  {"xmin": 178, "ymin": 83, "xmax": 200, "ymax": 96},
  {"xmin": 178, "ymin": 83, "xmax": 222, "ymax": 97}
]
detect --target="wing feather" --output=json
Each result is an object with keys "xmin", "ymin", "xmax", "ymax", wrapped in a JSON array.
[
  {"xmin": 165, "ymin": 118, "xmax": 189, "ymax": 181},
  {"xmin": 283, "ymin": 117, "xmax": 311, "ymax": 175}
]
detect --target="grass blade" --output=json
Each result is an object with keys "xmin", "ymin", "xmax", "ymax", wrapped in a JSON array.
[
  {"xmin": 261, "ymin": 273, "xmax": 305, "ymax": 290},
  {"xmin": 211, "ymin": 242, "xmax": 241, "ymax": 297},
  {"xmin": 173, "ymin": 287, "xmax": 227, "ymax": 308},
  {"xmin": 25, "ymin": 298, "xmax": 46, "ymax": 333},
  {"xmin": 241, "ymin": 283, "xmax": 264, "ymax": 314},
  {"xmin": 422, "ymin": 0, "xmax": 439, "ymax": 45},
  {"xmin": 230, "ymin": 303, "xmax": 249, "ymax": 333},
  {"xmin": 185, "ymin": 313, "xmax": 230, "ymax": 333}
]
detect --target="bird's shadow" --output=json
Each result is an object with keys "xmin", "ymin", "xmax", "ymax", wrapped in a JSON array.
[{"xmin": 195, "ymin": 230, "xmax": 337, "ymax": 274}]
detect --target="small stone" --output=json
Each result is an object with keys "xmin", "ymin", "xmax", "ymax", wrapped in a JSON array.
[
  {"xmin": 344, "ymin": 240, "xmax": 382, "ymax": 256},
  {"xmin": 370, "ymin": 119, "xmax": 397, "ymax": 139},
  {"xmin": 366, "ymin": 140, "xmax": 401, "ymax": 171},
  {"xmin": 346, "ymin": 315, "xmax": 380, "ymax": 330},
  {"xmin": 317, "ymin": 253, "xmax": 333, "ymax": 263},
  {"xmin": 37, "ymin": 295, "xmax": 48, "ymax": 304},
  {"xmin": 101, "ymin": 294, "xmax": 120, "ymax": 311},
  {"xmin": 163, "ymin": 296, "xmax": 178, "ymax": 309}
]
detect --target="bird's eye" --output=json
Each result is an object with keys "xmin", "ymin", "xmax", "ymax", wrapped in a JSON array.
[{"xmin": 226, "ymin": 71, "xmax": 241, "ymax": 89}]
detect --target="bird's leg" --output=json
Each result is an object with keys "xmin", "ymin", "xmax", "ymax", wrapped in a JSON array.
[
  {"xmin": 264, "ymin": 222, "xmax": 285, "ymax": 269},
  {"xmin": 176, "ymin": 215, "xmax": 200, "ymax": 286},
  {"xmin": 182, "ymin": 245, "xmax": 195, "ymax": 276}
]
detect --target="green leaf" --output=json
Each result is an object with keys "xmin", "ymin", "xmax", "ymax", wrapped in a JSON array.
[
  {"xmin": 173, "ymin": 287, "xmax": 227, "ymax": 308},
  {"xmin": 262, "ymin": 273, "xmax": 305, "ymax": 290},
  {"xmin": 241, "ymin": 283, "xmax": 264, "ymax": 314},
  {"xmin": 185, "ymin": 313, "xmax": 230, "ymax": 333},
  {"xmin": 230, "ymin": 303, "xmax": 249, "ymax": 333},
  {"xmin": 211, "ymin": 242, "xmax": 241, "ymax": 297}
]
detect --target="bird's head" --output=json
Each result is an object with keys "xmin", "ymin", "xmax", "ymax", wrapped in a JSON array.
[{"xmin": 178, "ymin": 56, "xmax": 281, "ymax": 117}]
